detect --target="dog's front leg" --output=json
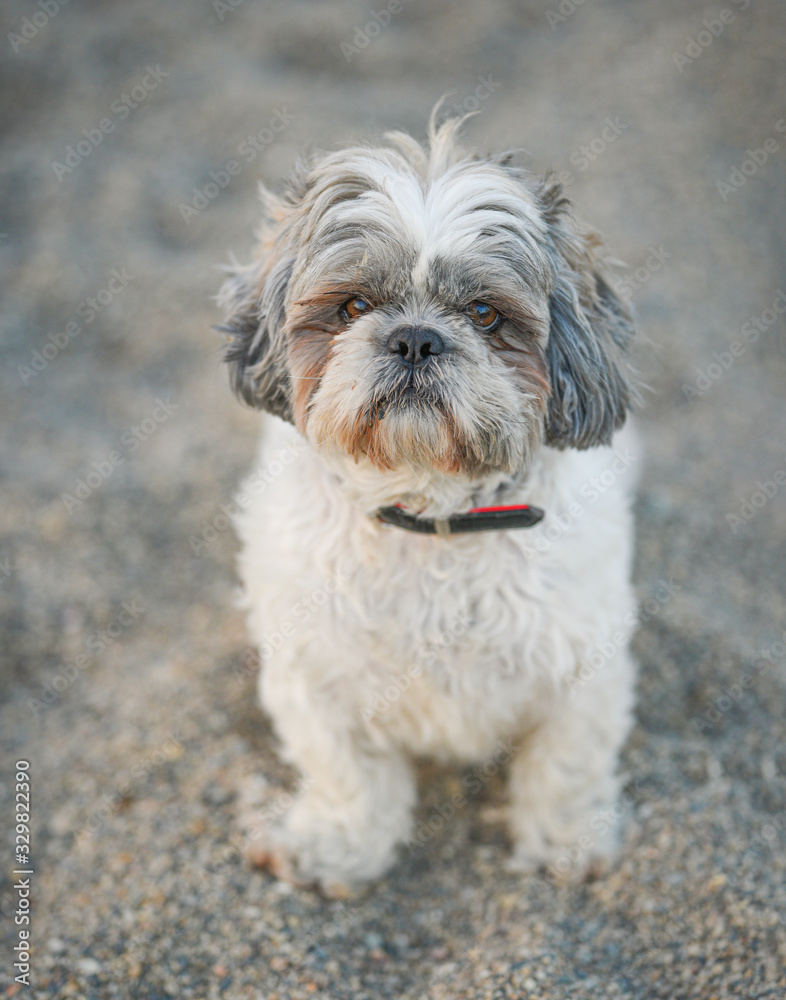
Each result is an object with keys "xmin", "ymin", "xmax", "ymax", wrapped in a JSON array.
[
  {"xmin": 506, "ymin": 647, "xmax": 636, "ymax": 881},
  {"xmin": 244, "ymin": 654, "xmax": 416, "ymax": 895}
]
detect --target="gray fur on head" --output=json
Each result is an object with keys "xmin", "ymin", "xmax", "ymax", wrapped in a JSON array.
[
  {"xmin": 217, "ymin": 239, "xmax": 295, "ymax": 423},
  {"xmin": 218, "ymin": 116, "xmax": 637, "ymax": 473},
  {"xmin": 535, "ymin": 175, "xmax": 638, "ymax": 449}
]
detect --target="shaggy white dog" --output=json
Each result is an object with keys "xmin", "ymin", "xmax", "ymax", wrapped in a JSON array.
[{"xmin": 219, "ymin": 114, "xmax": 640, "ymax": 895}]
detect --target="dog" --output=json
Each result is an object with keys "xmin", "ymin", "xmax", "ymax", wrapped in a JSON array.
[{"xmin": 218, "ymin": 113, "xmax": 640, "ymax": 895}]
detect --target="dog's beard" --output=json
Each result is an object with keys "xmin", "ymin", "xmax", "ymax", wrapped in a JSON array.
[{"xmin": 302, "ymin": 346, "xmax": 546, "ymax": 478}]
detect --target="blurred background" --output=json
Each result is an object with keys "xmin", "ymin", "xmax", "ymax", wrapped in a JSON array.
[{"xmin": 1, "ymin": 1, "xmax": 785, "ymax": 997}]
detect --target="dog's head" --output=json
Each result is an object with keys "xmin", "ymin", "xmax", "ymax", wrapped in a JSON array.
[{"xmin": 219, "ymin": 117, "xmax": 636, "ymax": 478}]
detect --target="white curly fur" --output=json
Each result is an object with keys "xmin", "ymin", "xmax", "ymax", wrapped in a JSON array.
[{"xmin": 234, "ymin": 417, "xmax": 638, "ymax": 891}]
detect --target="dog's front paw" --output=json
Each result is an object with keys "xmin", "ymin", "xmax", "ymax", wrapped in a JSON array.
[
  {"xmin": 507, "ymin": 807, "xmax": 624, "ymax": 884},
  {"xmin": 237, "ymin": 776, "xmax": 401, "ymax": 896},
  {"xmin": 507, "ymin": 840, "xmax": 618, "ymax": 884},
  {"xmin": 243, "ymin": 819, "xmax": 362, "ymax": 898}
]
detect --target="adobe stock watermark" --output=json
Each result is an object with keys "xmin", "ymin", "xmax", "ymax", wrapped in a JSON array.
[
  {"xmin": 520, "ymin": 446, "xmax": 637, "ymax": 558},
  {"xmin": 540, "ymin": 779, "xmax": 643, "ymax": 883},
  {"xmin": 612, "ymin": 245, "xmax": 671, "ymax": 301},
  {"xmin": 340, "ymin": 0, "xmax": 413, "ymax": 62},
  {"xmin": 17, "ymin": 266, "xmax": 136, "ymax": 385},
  {"xmin": 198, "ymin": 775, "xmax": 315, "ymax": 883},
  {"xmin": 230, "ymin": 647, "xmax": 260, "ymax": 687},
  {"xmin": 179, "ymin": 107, "xmax": 295, "ymax": 223},
  {"xmin": 8, "ymin": 0, "xmax": 71, "ymax": 54},
  {"xmin": 52, "ymin": 66, "xmax": 169, "ymax": 181},
  {"xmin": 739, "ymin": 812, "xmax": 786, "ymax": 865},
  {"xmin": 690, "ymin": 631, "xmax": 786, "ymax": 734},
  {"xmin": 229, "ymin": 573, "xmax": 351, "ymax": 688},
  {"xmin": 212, "ymin": 0, "xmax": 246, "ymax": 20},
  {"xmin": 28, "ymin": 600, "xmax": 144, "ymax": 716},
  {"xmin": 567, "ymin": 578, "xmax": 682, "ymax": 693},
  {"xmin": 545, "ymin": 0, "xmax": 589, "ymax": 31},
  {"xmin": 362, "ymin": 612, "xmax": 473, "ymax": 722},
  {"xmin": 716, "ymin": 118, "xmax": 786, "ymax": 201},
  {"xmin": 404, "ymin": 738, "xmax": 518, "ymax": 853},
  {"xmin": 11, "ymin": 759, "xmax": 32, "ymax": 988},
  {"xmin": 253, "ymin": 571, "xmax": 349, "ymax": 662},
  {"xmin": 438, "ymin": 76, "xmax": 502, "ymax": 120},
  {"xmin": 75, "ymin": 729, "xmax": 189, "ymax": 840},
  {"xmin": 682, "ymin": 290, "xmax": 786, "ymax": 402},
  {"xmin": 671, "ymin": 0, "xmax": 751, "ymax": 72},
  {"xmin": 61, "ymin": 398, "xmax": 179, "ymax": 513},
  {"xmin": 189, "ymin": 438, "xmax": 308, "ymax": 555},
  {"xmin": 725, "ymin": 458, "xmax": 786, "ymax": 533},
  {"xmin": 0, "ymin": 556, "xmax": 16, "ymax": 585},
  {"xmin": 554, "ymin": 116, "xmax": 629, "ymax": 189}
]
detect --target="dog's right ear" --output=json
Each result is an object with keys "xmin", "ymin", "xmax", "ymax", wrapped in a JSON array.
[
  {"xmin": 217, "ymin": 252, "xmax": 294, "ymax": 422},
  {"xmin": 217, "ymin": 186, "xmax": 300, "ymax": 422}
]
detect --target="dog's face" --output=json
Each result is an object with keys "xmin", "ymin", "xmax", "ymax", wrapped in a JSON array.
[{"xmin": 220, "ymin": 120, "xmax": 636, "ymax": 479}]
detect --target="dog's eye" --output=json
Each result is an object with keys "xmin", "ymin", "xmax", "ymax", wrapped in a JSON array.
[
  {"xmin": 465, "ymin": 301, "xmax": 501, "ymax": 331},
  {"xmin": 340, "ymin": 297, "xmax": 373, "ymax": 322}
]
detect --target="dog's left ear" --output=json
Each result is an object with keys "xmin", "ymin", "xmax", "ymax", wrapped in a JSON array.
[
  {"xmin": 537, "ymin": 176, "xmax": 638, "ymax": 450},
  {"xmin": 217, "ymin": 173, "xmax": 316, "ymax": 423}
]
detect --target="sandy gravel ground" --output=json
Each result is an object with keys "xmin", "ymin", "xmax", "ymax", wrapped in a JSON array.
[{"xmin": 1, "ymin": 1, "xmax": 785, "ymax": 997}]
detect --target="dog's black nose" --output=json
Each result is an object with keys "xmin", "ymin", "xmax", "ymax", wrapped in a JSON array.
[{"xmin": 386, "ymin": 326, "xmax": 445, "ymax": 367}]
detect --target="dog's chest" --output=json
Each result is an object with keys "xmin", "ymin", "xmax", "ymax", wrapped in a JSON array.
[
  {"xmin": 342, "ymin": 529, "xmax": 563, "ymax": 682},
  {"xmin": 325, "ymin": 531, "xmax": 566, "ymax": 757}
]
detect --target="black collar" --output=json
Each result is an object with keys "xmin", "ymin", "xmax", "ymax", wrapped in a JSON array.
[{"xmin": 376, "ymin": 503, "xmax": 545, "ymax": 537}]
